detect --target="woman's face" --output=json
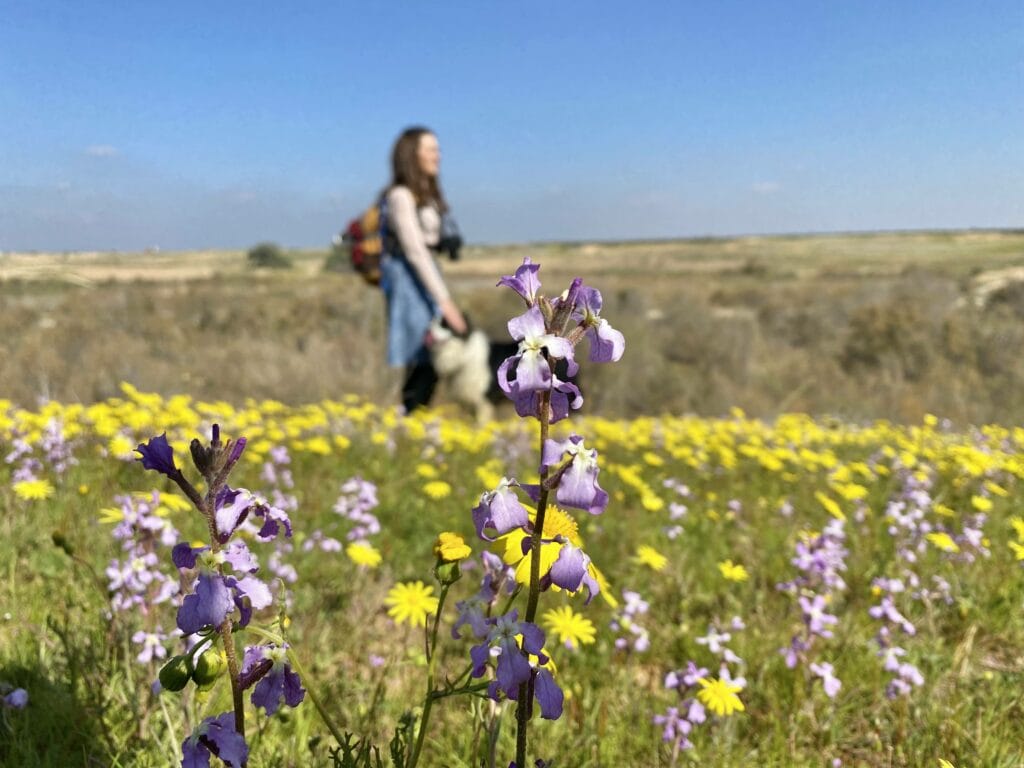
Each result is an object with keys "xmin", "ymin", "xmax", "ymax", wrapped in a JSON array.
[{"xmin": 417, "ymin": 133, "xmax": 440, "ymax": 178}]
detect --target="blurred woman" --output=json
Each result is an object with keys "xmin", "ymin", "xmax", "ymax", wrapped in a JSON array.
[{"xmin": 381, "ymin": 126, "xmax": 468, "ymax": 413}]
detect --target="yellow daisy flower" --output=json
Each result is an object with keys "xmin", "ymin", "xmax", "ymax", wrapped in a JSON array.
[
  {"xmin": 498, "ymin": 505, "xmax": 617, "ymax": 608},
  {"xmin": 542, "ymin": 605, "xmax": 596, "ymax": 650},
  {"xmin": 346, "ymin": 541, "xmax": 382, "ymax": 569},
  {"xmin": 13, "ymin": 478, "xmax": 55, "ymax": 501},
  {"xmin": 696, "ymin": 676, "xmax": 745, "ymax": 716},
  {"xmin": 385, "ymin": 581, "xmax": 438, "ymax": 628}
]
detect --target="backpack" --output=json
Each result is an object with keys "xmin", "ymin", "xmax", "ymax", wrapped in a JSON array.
[{"xmin": 340, "ymin": 198, "xmax": 388, "ymax": 286}]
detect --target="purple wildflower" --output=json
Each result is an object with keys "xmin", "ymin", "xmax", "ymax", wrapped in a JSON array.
[
  {"xmin": 181, "ymin": 712, "xmax": 248, "ymax": 768},
  {"xmin": 570, "ymin": 285, "xmax": 625, "ymax": 363},
  {"xmin": 497, "ymin": 257, "xmax": 542, "ymax": 307},
  {"xmin": 536, "ymin": 435, "xmax": 608, "ymax": 515},
  {"xmin": 2, "ymin": 688, "xmax": 28, "ymax": 709},
  {"xmin": 135, "ymin": 433, "xmax": 180, "ymax": 479},
  {"xmin": 472, "ymin": 479, "xmax": 529, "ymax": 541},
  {"xmin": 810, "ymin": 661, "xmax": 842, "ymax": 698},
  {"xmin": 177, "ymin": 572, "xmax": 235, "ymax": 635},
  {"xmin": 240, "ymin": 645, "xmax": 305, "ymax": 716},
  {"xmin": 497, "ymin": 306, "xmax": 577, "ymax": 396}
]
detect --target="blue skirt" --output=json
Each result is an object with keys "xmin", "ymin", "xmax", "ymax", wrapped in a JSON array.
[{"xmin": 381, "ymin": 254, "xmax": 438, "ymax": 367}]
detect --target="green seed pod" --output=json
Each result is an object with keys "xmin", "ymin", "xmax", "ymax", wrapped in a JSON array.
[
  {"xmin": 159, "ymin": 656, "xmax": 192, "ymax": 692},
  {"xmin": 192, "ymin": 650, "xmax": 226, "ymax": 686}
]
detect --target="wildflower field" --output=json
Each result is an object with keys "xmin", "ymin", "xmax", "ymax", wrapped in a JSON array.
[
  {"xmin": 3, "ymin": 385, "xmax": 1024, "ymax": 766},
  {"xmin": 3, "ymin": 245, "xmax": 1024, "ymax": 768}
]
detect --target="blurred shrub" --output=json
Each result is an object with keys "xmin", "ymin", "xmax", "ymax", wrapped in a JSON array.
[
  {"xmin": 247, "ymin": 242, "xmax": 291, "ymax": 269},
  {"xmin": 839, "ymin": 300, "xmax": 932, "ymax": 382}
]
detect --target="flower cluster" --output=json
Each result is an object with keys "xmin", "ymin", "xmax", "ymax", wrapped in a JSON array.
[
  {"xmin": 655, "ymin": 617, "xmax": 747, "ymax": 753},
  {"xmin": 305, "ymin": 475, "xmax": 383, "ymax": 568},
  {"xmin": 104, "ymin": 492, "xmax": 181, "ymax": 616},
  {"xmin": 464, "ymin": 258, "xmax": 623, "ymax": 765},
  {"xmin": 777, "ymin": 518, "xmax": 848, "ymax": 698},
  {"xmin": 610, "ymin": 589, "xmax": 650, "ymax": 653},
  {"xmin": 135, "ymin": 426, "xmax": 305, "ymax": 767}
]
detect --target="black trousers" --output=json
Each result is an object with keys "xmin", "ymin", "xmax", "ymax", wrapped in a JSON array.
[{"xmin": 402, "ymin": 361, "xmax": 438, "ymax": 413}]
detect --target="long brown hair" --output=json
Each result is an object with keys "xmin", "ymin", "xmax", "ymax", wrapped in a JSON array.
[{"xmin": 390, "ymin": 126, "xmax": 448, "ymax": 213}]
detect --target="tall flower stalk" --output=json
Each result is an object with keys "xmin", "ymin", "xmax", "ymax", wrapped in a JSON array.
[
  {"xmin": 467, "ymin": 258, "xmax": 624, "ymax": 766},
  {"xmin": 136, "ymin": 426, "xmax": 306, "ymax": 766}
]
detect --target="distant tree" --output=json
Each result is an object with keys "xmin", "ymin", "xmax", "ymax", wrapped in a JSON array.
[
  {"xmin": 247, "ymin": 242, "xmax": 291, "ymax": 269},
  {"xmin": 323, "ymin": 234, "xmax": 349, "ymax": 273}
]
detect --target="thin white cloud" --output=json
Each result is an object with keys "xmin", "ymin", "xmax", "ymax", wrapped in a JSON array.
[
  {"xmin": 85, "ymin": 144, "xmax": 118, "ymax": 157},
  {"xmin": 750, "ymin": 181, "xmax": 781, "ymax": 194}
]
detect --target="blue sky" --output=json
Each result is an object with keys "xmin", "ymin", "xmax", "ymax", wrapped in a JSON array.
[{"xmin": 1, "ymin": 1, "xmax": 1021, "ymax": 250}]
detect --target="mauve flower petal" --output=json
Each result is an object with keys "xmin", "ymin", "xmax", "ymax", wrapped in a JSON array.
[
  {"xmin": 203, "ymin": 712, "xmax": 248, "ymax": 767},
  {"xmin": 233, "ymin": 575, "xmax": 273, "ymax": 610},
  {"xmin": 495, "ymin": 637, "xmax": 532, "ymax": 694},
  {"xmin": 556, "ymin": 460, "xmax": 608, "ymax": 515},
  {"xmin": 515, "ymin": 350, "xmax": 552, "ymax": 392},
  {"xmin": 587, "ymin": 320, "xmax": 625, "ymax": 363},
  {"xmin": 470, "ymin": 642, "xmax": 492, "ymax": 678},
  {"xmin": 473, "ymin": 485, "xmax": 529, "ymax": 541},
  {"xmin": 497, "ymin": 258, "xmax": 541, "ymax": 305},
  {"xmin": 181, "ymin": 737, "xmax": 211, "ymax": 768},
  {"xmin": 282, "ymin": 665, "xmax": 305, "ymax": 707},
  {"xmin": 519, "ymin": 621, "xmax": 546, "ymax": 656},
  {"xmin": 534, "ymin": 668, "xmax": 563, "ymax": 720},
  {"xmin": 507, "ymin": 305, "xmax": 546, "ymax": 342},
  {"xmin": 177, "ymin": 573, "xmax": 233, "ymax": 634},
  {"xmin": 214, "ymin": 495, "xmax": 250, "ymax": 543},
  {"xmin": 251, "ymin": 668, "xmax": 285, "ymax": 714},
  {"xmin": 223, "ymin": 541, "xmax": 258, "ymax": 574},
  {"xmin": 548, "ymin": 543, "xmax": 588, "ymax": 592}
]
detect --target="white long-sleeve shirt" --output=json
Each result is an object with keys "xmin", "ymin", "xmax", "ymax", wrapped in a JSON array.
[{"xmin": 386, "ymin": 185, "xmax": 450, "ymax": 304}]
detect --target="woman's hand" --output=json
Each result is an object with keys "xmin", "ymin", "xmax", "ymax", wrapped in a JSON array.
[{"xmin": 440, "ymin": 299, "xmax": 468, "ymax": 336}]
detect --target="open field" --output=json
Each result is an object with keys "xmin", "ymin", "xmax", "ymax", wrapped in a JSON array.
[
  {"xmin": 2, "ymin": 389, "xmax": 1024, "ymax": 766},
  {"xmin": 3, "ymin": 229, "xmax": 1024, "ymax": 424},
  {"xmin": 3, "ymin": 232, "xmax": 1024, "ymax": 767}
]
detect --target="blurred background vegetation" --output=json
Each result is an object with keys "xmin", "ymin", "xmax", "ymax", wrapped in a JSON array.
[{"xmin": 2, "ymin": 229, "xmax": 1024, "ymax": 426}]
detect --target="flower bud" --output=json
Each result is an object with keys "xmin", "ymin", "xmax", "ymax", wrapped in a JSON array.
[
  {"xmin": 192, "ymin": 649, "xmax": 227, "ymax": 686},
  {"xmin": 159, "ymin": 656, "xmax": 192, "ymax": 692},
  {"xmin": 433, "ymin": 560, "xmax": 462, "ymax": 585}
]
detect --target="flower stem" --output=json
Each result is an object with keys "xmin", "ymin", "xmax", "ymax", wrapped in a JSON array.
[
  {"xmin": 515, "ymin": 388, "xmax": 552, "ymax": 768},
  {"xmin": 408, "ymin": 581, "xmax": 452, "ymax": 768},
  {"xmin": 284, "ymin": 648, "xmax": 348, "ymax": 749}
]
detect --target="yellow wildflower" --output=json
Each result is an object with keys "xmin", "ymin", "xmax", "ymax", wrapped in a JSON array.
[
  {"xmin": 696, "ymin": 676, "xmax": 745, "ymax": 716},
  {"xmin": 13, "ymin": 478, "xmax": 55, "ymax": 501},
  {"xmin": 434, "ymin": 532, "xmax": 472, "ymax": 562},
  {"xmin": 815, "ymin": 491, "xmax": 846, "ymax": 521},
  {"xmin": 384, "ymin": 581, "xmax": 438, "ymax": 627},
  {"xmin": 718, "ymin": 560, "xmax": 749, "ymax": 582},
  {"xmin": 346, "ymin": 542, "xmax": 382, "ymax": 568},
  {"xmin": 926, "ymin": 532, "xmax": 959, "ymax": 553},
  {"xmin": 423, "ymin": 481, "xmax": 452, "ymax": 500},
  {"xmin": 635, "ymin": 545, "xmax": 668, "ymax": 572},
  {"xmin": 542, "ymin": 606, "xmax": 597, "ymax": 649}
]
